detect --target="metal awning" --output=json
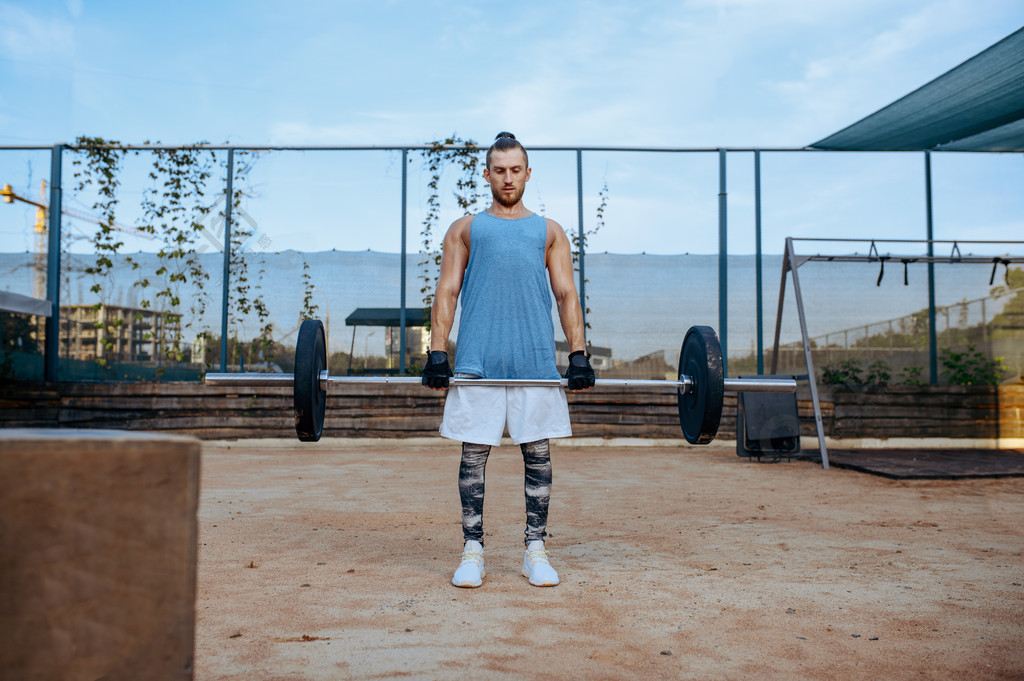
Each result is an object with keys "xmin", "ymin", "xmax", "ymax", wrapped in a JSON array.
[
  {"xmin": 0, "ymin": 291, "xmax": 51, "ymax": 317},
  {"xmin": 812, "ymin": 26, "xmax": 1024, "ymax": 151},
  {"xmin": 344, "ymin": 307, "xmax": 430, "ymax": 327}
]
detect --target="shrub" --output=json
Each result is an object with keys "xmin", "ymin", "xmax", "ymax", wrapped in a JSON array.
[
  {"xmin": 821, "ymin": 359, "xmax": 863, "ymax": 385},
  {"xmin": 822, "ymin": 358, "xmax": 895, "ymax": 386},
  {"xmin": 865, "ymin": 360, "xmax": 892, "ymax": 386},
  {"xmin": 897, "ymin": 365, "xmax": 926, "ymax": 386},
  {"xmin": 939, "ymin": 346, "xmax": 1009, "ymax": 386}
]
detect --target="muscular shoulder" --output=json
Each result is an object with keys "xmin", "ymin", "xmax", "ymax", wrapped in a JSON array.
[
  {"xmin": 545, "ymin": 218, "xmax": 568, "ymax": 248},
  {"xmin": 453, "ymin": 214, "xmax": 475, "ymax": 229},
  {"xmin": 445, "ymin": 215, "xmax": 475, "ymax": 248}
]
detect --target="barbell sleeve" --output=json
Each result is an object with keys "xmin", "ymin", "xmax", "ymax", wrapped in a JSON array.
[{"xmin": 723, "ymin": 378, "xmax": 796, "ymax": 392}]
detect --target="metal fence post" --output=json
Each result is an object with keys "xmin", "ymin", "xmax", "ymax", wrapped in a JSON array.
[
  {"xmin": 219, "ymin": 149, "xmax": 234, "ymax": 373},
  {"xmin": 754, "ymin": 150, "xmax": 763, "ymax": 375},
  {"xmin": 44, "ymin": 144, "xmax": 64, "ymax": 382},
  {"xmin": 718, "ymin": 149, "xmax": 728, "ymax": 376},
  {"xmin": 576, "ymin": 149, "xmax": 587, "ymax": 336},
  {"xmin": 925, "ymin": 151, "xmax": 937, "ymax": 384},
  {"xmin": 400, "ymin": 148, "xmax": 408, "ymax": 373}
]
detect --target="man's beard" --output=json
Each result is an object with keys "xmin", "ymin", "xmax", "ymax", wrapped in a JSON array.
[{"xmin": 492, "ymin": 184, "xmax": 525, "ymax": 207}]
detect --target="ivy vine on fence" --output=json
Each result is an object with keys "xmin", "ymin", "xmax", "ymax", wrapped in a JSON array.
[
  {"xmin": 72, "ymin": 137, "xmax": 126, "ymax": 294},
  {"xmin": 138, "ymin": 143, "xmax": 218, "ymax": 364},
  {"xmin": 224, "ymin": 150, "xmax": 274, "ymax": 367},
  {"xmin": 567, "ymin": 179, "xmax": 608, "ymax": 332},
  {"xmin": 70, "ymin": 138, "xmax": 265, "ymax": 376},
  {"xmin": 418, "ymin": 135, "xmax": 483, "ymax": 312}
]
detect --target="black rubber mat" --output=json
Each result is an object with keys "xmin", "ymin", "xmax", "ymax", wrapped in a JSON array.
[{"xmin": 824, "ymin": 449, "xmax": 1024, "ymax": 480}]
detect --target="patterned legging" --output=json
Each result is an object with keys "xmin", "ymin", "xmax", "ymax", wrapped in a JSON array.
[{"xmin": 459, "ymin": 439, "xmax": 551, "ymax": 546}]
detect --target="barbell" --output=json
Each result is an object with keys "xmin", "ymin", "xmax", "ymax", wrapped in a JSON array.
[{"xmin": 205, "ymin": 319, "xmax": 797, "ymax": 444}]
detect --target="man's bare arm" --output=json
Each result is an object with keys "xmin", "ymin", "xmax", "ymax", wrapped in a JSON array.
[
  {"xmin": 546, "ymin": 219, "xmax": 586, "ymax": 354},
  {"xmin": 430, "ymin": 217, "xmax": 471, "ymax": 352}
]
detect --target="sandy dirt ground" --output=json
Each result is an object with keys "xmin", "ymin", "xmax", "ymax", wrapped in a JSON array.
[{"xmin": 195, "ymin": 439, "xmax": 1024, "ymax": 680}]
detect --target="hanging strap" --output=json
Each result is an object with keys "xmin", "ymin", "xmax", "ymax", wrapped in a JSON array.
[
  {"xmin": 900, "ymin": 258, "xmax": 916, "ymax": 285},
  {"xmin": 989, "ymin": 257, "xmax": 1009, "ymax": 286}
]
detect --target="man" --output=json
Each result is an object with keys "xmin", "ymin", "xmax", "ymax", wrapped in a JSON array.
[{"xmin": 422, "ymin": 131, "xmax": 596, "ymax": 588}]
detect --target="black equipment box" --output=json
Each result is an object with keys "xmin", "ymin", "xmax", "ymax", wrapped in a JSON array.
[{"xmin": 736, "ymin": 375, "xmax": 801, "ymax": 461}]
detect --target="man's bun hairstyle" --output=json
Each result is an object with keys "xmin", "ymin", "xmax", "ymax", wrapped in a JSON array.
[{"xmin": 487, "ymin": 131, "xmax": 528, "ymax": 169}]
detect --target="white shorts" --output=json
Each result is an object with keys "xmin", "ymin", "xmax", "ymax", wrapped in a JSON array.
[{"xmin": 439, "ymin": 375, "xmax": 572, "ymax": 446}]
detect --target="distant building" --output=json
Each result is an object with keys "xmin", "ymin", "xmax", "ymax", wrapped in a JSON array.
[{"xmin": 54, "ymin": 304, "xmax": 185, "ymax": 364}]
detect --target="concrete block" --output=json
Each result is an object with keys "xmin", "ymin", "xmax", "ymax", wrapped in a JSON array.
[{"xmin": 0, "ymin": 429, "xmax": 200, "ymax": 681}]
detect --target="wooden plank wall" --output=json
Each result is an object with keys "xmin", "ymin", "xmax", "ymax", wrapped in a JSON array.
[
  {"xmin": 0, "ymin": 382, "xmax": 828, "ymax": 440},
  {"xmin": 3, "ymin": 381, "xmax": 1019, "ymax": 441},
  {"xmin": 831, "ymin": 384, "xmax": 1024, "ymax": 440}
]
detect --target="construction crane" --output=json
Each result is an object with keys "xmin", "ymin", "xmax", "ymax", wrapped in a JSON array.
[
  {"xmin": 2, "ymin": 180, "xmax": 151, "ymax": 300},
  {"xmin": 1, "ymin": 181, "xmax": 47, "ymax": 300}
]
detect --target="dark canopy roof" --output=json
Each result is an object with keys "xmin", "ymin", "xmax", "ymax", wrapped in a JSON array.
[
  {"xmin": 811, "ymin": 27, "xmax": 1024, "ymax": 151},
  {"xmin": 344, "ymin": 307, "xmax": 430, "ymax": 327}
]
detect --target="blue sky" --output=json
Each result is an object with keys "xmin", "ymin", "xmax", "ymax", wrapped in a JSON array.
[{"xmin": 1, "ymin": 0, "xmax": 1023, "ymax": 256}]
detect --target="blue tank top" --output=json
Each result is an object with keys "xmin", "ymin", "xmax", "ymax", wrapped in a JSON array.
[{"xmin": 453, "ymin": 211, "xmax": 559, "ymax": 379}]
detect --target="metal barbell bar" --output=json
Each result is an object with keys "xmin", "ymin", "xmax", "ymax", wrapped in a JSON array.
[
  {"xmin": 205, "ymin": 373, "xmax": 795, "ymax": 393},
  {"xmin": 204, "ymin": 320, "xmax": 799, "ymax": 445}
]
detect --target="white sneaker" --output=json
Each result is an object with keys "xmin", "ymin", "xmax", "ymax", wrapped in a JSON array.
[
  {"xmin": 522, "ymin": 540, "xmax": 559, "ymax": 586},
  {"xmin": 452, "ymin": 540, "xmax": 485, "ymax": 588}
]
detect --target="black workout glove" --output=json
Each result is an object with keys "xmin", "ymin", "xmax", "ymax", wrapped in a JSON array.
[
  {"xmin": 564, "ymin": 350, "xmax": 596, "ymax": 391},
  {"xmin": 422, "ymin": 351, "xmax": 452, "ymax": 389}
]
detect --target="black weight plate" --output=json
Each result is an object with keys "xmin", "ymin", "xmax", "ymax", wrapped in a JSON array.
[
  {"xmin": 677, "ymin": 325, "xmax": 724, "ymax": 444},
  {"xmin": 294, "ymin": 319, "xmax": 327, "ymax": 442}
]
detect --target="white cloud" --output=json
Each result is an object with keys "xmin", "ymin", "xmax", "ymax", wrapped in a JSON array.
[
  {"xmin": 764, "ymin": 0, "xmax": 997, "ymax": 142},
  {"xmin": 0, "ymin": 3, "xmax": 75, "ymax": 62},
  {"xmin": 267, "ymin": 108, "xmax": 491, "ymax": 145},
  {"xmin": 477, "ymin": 0, "xmax": 1020, "ymax": 147},
  {"xmin": 259, "ymin": 1, "xmax": 1020, "ymax": 149}
]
